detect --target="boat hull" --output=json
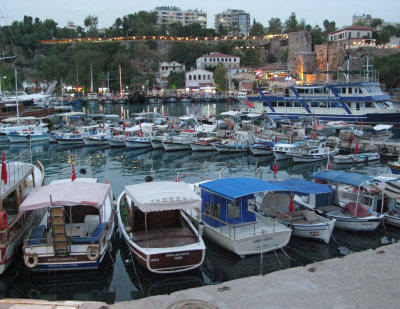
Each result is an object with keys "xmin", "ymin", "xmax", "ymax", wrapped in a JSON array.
[
  {"xmin": 7, "ymin": 134, "xmax": 49, "ymax": 143},
  {"xmin": 162, "ymin": 142, "xmax": 192, "ymax": 151},
  {"xmin": 334, "ymin": 153, "xmax": 380, "ymax": 164},
  {"xmin": 124, "ymin": 140, "xmax": 152, "ymax": 149},
  {"xmin": 325, "ymin": 211, "xmax": 382, "ymax": 231}
]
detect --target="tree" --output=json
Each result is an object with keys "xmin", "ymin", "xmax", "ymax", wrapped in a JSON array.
[
  {"xmin": 230, "ymin": 22, "xmax": 241, "ymax": 36},
  {"xmin": 371, "ymin": 18, "xmax": 383, "ymax": 29},
  {"xmin": 267, "ymin": 52, "xmax": 277, "ymax": 64},
  {"xmin": 249, "ymin": 19, "xmax": 265, "ymax": 36},
  {"xmin": 217, "ymin": 23, "xmax": 228, "ymax": 35},
  {"xmin": 267, "ymin": 18, "xmax": 283, "ymax": 34},
  {"xmin": 284, "ymin": 12, "xmax": 298, "ymax": 33},
  {"xmin": 84, "ymin": 15, "xmax": 98, "ymax": 31},
  {"xmin": 167, "ymin": 71, "xmax": 185, "ymax": 89},
  {"xmin": 323, "ymin": 19, "xmax": 336, "ymax": 34},
  {"xmin": 373, "ymin": 53, "xmax": 400, "ymax": 89},
  {"xmin": 213, "ymin": 62, "xmax": 228, "ymax": 92}
]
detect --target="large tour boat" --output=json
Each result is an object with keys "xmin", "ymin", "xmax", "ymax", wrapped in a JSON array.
[{"xmin": 247, "ymin": 73, "xmax": 400, "ymax": 124}]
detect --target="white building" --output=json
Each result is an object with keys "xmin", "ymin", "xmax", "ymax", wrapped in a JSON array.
[
  {"xmin": 328, "ymin": 25, "xmax": 374, "ymax": 42},
  {"xmin": 196, "ymin": 52, "xmax": 240, "ymax": 70},
  {"xmin": 66, "ymin": 21, "xmax": 79, "ymax": 31},
  {"xmin": 214, "ymin": 9, "xmax": 250, "ymax": 36},
  {"xmin": 352, "ymin": 14, "xmax": 373, "ymax": 27},
  {"xmin": 158, "ymin": 61, "xmax": 186, "ymax": 87},
  {"xmin": 185, "ymin": 69, "xmax": 214, "ymax": 89},
  {"xmin": 154, "ymin": 6, "xmax": 207, "ymax": 28}
]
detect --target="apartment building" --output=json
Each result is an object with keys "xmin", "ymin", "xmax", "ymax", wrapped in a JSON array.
[
  {"xmin": 196, "ymin": 52, "xmax": 240, "ymax": 70},
  {"xmin": 154, "ymin": 6, "xmax": 207, "ymax": 27},
  {"xmin": 214, "ymin": 9, "xmax": 250, "ymax": 36}
]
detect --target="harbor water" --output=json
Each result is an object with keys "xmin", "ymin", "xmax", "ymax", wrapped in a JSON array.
[{"xmin": 0, "ymin": 101, "xmax": 399, "ymax": 304}]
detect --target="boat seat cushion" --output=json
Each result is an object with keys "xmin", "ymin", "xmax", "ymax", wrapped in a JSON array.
[
  {"xmin": 28, "ymin": 225, "xmax": 46, "ymax": 245},
  {"xmin": 70, "ymin": 223, "xmax": 107, "ymax": 244},
  {"xmin": 303, "ymin": 210, "xmax": 318, "ymax": 222}
]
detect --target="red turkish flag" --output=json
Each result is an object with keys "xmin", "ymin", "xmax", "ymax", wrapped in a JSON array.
[
  {"xmin": 273, "ymin": 162, "xmax": 277, "ymax": 174},
  {"xmin": 71, "ymin": 165, "xmax": 76, "ymax": 181},
  {"xmin": 355, "ymin": 139, "xmax": 359, "ymax": 155},
  {"xmin": 289, "ymin": 195, "xmax": 294, "ymax": 213},
  {"xmin": 1, "ymin": 152, "xmax": 7, "ymax": 184}
]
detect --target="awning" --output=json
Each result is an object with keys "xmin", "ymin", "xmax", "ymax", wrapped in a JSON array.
[
  {"xmin": 277, "ymin": 178, "xmax": 333, "ymax": 196},
  {"xmin": 125, "ymin": 181, "xmax": 201, "ymax": 212},
  {"xmin": 312, "ymin": 170, "xmax": 373, "ymax": 187},
  {"xmin": 19, "ymin": 181, "xmax": 111, "ymax": 211},
  {"xmin": 199, "ymin": 178, "xmax": 289, "ymax": 200}
]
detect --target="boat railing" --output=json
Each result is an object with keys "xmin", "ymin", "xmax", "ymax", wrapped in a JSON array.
[
  {"xmin": 201, "ymin": 212, "xmax": 257, "ymax": 239},
  {"xmin": 250, "ymin": 200, "xmax": 294, "ymax": 225},
  {"xmin": 1, "ymin": 146, "xmax": 33, "ymax": 198}
]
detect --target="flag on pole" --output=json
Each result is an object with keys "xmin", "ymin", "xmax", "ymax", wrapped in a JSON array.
[
  {"xmin": 1, "ymin": 152, "xmax": 7, "ymax": 185},
  {"xmin": 71, "ymin": 165, "xmax": 76, "ymax": 181},
  {"xmin": 289, "ymin": 195, "xmax": 294, "ymax": 213},
  {"xmin": 328, "ymin": 159, "xmax": 331, "ymax": 170},
  {"xmin": 355, "ymin": 139, "xmax": 359, "ymax": 155},
  {"xmin": 360, "ymin": 118, "xmax": 363, "ymax": 130},
  {"xmin": 273, "ymin": 161, "xmax": 277, "ymax": 174},
  {"xmin": 274, "ymin": 136, "xmax": 278, "ymax": 144}
]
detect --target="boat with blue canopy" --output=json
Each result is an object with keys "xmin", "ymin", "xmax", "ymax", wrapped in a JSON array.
[
  {"xmin": 185, "ymin": 178, "xmax": 292, "ymax": 256},
  {"xmin": 257, "ymin": 178, "xmax": 336, "ymax": 243},
  {"xmin": 312, "ymin": 170, "xmax": 384, "ymax": 231}
]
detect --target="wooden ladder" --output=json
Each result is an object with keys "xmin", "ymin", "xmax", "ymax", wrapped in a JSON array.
[{"xmin": 50, "ymin": 206, "xmax": 69, "ymax": 256}]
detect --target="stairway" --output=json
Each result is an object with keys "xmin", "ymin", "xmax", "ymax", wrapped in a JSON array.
[{"xmin": 50, "ymin": 206, "xmax": 69, "ymax": 256}]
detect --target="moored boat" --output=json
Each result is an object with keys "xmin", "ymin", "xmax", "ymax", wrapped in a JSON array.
[
  {"xmin": 21, "ymin": 178, "xmax": 115, "ymax": 271},
  {"xmin": 333, "ymin": 152, "xmax": 380, "ymax": 164},
  {"xmin": 117, "ymin": 181, "xmax": 205, "ymax": 273}
]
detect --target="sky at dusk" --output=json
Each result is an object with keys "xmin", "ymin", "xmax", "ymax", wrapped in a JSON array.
[{"xmin": 0, "ymin": 0, "xmax": 399, "ymax": 30}]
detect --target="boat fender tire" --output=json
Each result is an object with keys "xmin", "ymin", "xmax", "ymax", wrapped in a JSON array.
[
  {"xmin": 381, "ymin": 147, "xmax": 388, "ymax": 154},
  {"xmin": 27, "ymin": 288, "xmax": 41, "ymax": 299},
  {"xmin": 87, "ymin": 245, "xmax": 100, "ymax": 261},
  {"xmin": 24, "ymin": 253, "xmax": 38, "ymax": 268}
]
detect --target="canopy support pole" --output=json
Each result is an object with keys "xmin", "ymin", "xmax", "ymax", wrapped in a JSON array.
[{"xmin": 145, "ymin": 212, "xmax": 148, "ymax": 249}]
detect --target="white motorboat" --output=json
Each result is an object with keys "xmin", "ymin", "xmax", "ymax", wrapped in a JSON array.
[
  {"xmin": 21, "ymin": 178, "xmax": 115, "ymax": 271},
  {"xmin": 273, "ymin": 178, "xmax": 337, "ymax": 243},
  {"xmin": 83, "ymin": 128, "xmax": 112, "ymax": 146},
  {"xmin": 0, "ymin": 150, "xmax": 45, "ymax": 274},
  {"xmin": 109, "ymin": 134, "xmax": 126, "ymax": 147},
  {"xmin": 288, "ymin": 138, "xmax": 339, "ymax": 163},
  {"xmin": 7, "ymin": 127, "xmax": 49, "ymax": 143},
  {"xmin": 212, "ymin": 131, "xmax": 252, "ymax": 153},
  {"xmin": 250, "ymin": 140, "xmax": 274, "ymax": 156},
  {"xmin": 186, "ymin": 178, "xmax": 292, "ymax": 256},
  {"xmin": 117, "ymin": 181, "xmax": 205, "ymax": 274},
  {"xmin": 162, "ymin": 129, "xmax": 202, "ymax": 151},
  {"xmin": 333, "ymin": 152, "xmax": 380, "ymax": 164},
  {"xmin": 272, "ymin": 142, "xmax": 302, "ymax": 161},
  {"xmin": 190, "ymin": 137, "xmax": 220, "ymax": 151},
  {"xmin": 312, "ymin": 170, "xmax": 384, "ymax": 231}
]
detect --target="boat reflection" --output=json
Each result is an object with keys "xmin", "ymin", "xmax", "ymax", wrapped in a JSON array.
[{"xmin": 119, "ymin": 238, "xmax": 205, "ymax": 299}]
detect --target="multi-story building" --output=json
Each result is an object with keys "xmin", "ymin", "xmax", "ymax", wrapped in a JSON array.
[
  {"xmin": 328, "ymin": 25, "xmax": 374, "ymax": 43},
  {"xmin": 214, "ymin": 9, "xmax": 250, "ymax": 36},
  {"xmin": 154, "ymin": 6, "xmax": 207, "ymax": 28},
  {"xmin": 158, "ymin": 61, "xmax": 186, "ymax": 87},
  {"xmin": 196, "ymin": 52, "xmax": 240, "ymax": 70},
  {"xmin": 352, "ymin": 14, "xmax": 373, "ymax": 27},
  {"xmin": 185, "ymin": 69, "xmax": 214, "ymax": 90}
]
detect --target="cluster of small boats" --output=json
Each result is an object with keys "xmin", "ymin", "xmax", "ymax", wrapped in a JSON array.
[{"xmin": 1, "ymin": 139, "xmax": 399, "ymax": 277}]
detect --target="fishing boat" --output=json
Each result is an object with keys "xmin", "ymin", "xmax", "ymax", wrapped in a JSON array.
[
  {"xmin": 273, "ymin": 178, "xmax": 336, "ymax": 243},
  {"xmin": 185, "ymin": 178, "xmax": 292, "ymax": 256},
  {"xmin": 272, "ymin": 142, "xmax": 302, "ymax": 161},
  {"xmin": 56, "ymin": 125, "xmax": 98, "ymax": 145},
  {"xmin": 190, "ymin": 137, "xmax": 220, "ymax": 151},
  {"xmin": 247, "ymin": 69, "xmax": 400, "ymax": 124},
  {"xmin": 21, "ymin": 178, "xmax": 115, "ymax": 271},
  {"xmin": 250, "ymin": 140, "xmax": 274, "ymax": 156},
  {"xmin": 312, "ymin": 170, "xmax": 384, "ymax": 231},
  {"xmin": 7, "ymin": 127, "xmax": 49, "ymax": 143},
  {"xmin": 83, "ymin": 128, "xmax": 112, "ymax": 146},
  {"xmin": 162, "ymin": 129, "xmax": 202, "ymax": 151},
  {"xmin": 212, "ymin": 131, "xmax": 252, "ymax": 153},
  {"xmin": 117, "ymin": 181, "xmax": 206, "ymax": 274},
  {"xmin": 100, "ymin": 93, "xmax": 114, "ymax": 104},
  {"xmin": 288, "ymin": 138, "xmax": 339, "ymax": 164},
  {"xmin": 333, "ymin": 152, "xmax": 380, "ymax": 164},
  {"xmin": 0, "ymin": 149, "xmax": 45, "ymax": 274},
  {"xmin": 388, "ymin": 157, "xmax": 400, "ymax": 174}
]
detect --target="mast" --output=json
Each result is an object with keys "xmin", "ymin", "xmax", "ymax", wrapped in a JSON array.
[
  {"xmin": 107, "ymin": 72, "xmax": 110, "ymax": 92},
  {"xmin": 119, "ymin": 65, "xmax": 123, "ymax": 97},
  {"xmin": 90, "ymin": 62, "xmax": 94, "ymax": 92},
  {"xmin": 14, "ymin": 68, "xmax": 19, "ymax": 125}
]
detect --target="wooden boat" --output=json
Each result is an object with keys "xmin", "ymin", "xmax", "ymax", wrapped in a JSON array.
[
  {"xmin": 333, "ymin": 152, "xmax": 380, "ymax": 164},
  {"xmin": 21, "ymin": 178, "xmax": 115, "ymax": 271},
  {"xmin": 312, "ymin": 170, "xmax": 384, "ymax": 231},
  {"xmin": 272, "ymin": 142, "xmax": 302, "ymax": 161},
  {"xmin": 272, "ymin": 178, "xmax": 337, "ymax": 243},
  {"xmin": 250, "ymin": 140, "xmax": 274, "ymax": 156},
  {"xmin": 117, "ymin": 181, "xmax": 205, "ymax": 274},
  {"xmin": 388, "ymin": 157, "xmax": 400, "ymax": 174},
  {"xmin": 0, "ymin": 150, "xmax": 45, "ymax": 274},
  {"xmin": 190, "ymin": 137, "xmax": 220, "ymax": 151},
  {"xmin": 185, "ymin": 178, "xmax": 292, "ymax": 256},
  {"xmin": 7, "ymin": 127, "xmax": 49, "ymax": 143},
  {"xmin": 212, "ymin": 131, "xmax": 251, "ymax": 153},
  {"xmin": 288, "ymin": 139, "xmax": 339, "ymax": 163}
]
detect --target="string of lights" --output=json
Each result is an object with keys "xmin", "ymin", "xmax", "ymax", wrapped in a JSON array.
[{"xmin": 40, "ymin": 33, "xmax": 289, "ymax": 44}]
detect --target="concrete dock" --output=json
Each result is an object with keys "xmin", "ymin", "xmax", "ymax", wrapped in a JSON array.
[{"xmin": 1, "ymin": 243, "xmax": 399, "ymax": 309}]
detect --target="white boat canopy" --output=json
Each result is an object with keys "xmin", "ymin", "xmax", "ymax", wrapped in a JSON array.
[
  {"xmin": 125, "ymin": 123, "xmax": 154, "ymax": 132},
  {"xmin": 19, "ymin": 181, "xmax": 111, "ymax": 211},
  {"xmin": 195, "ymin": 124, "xmax": 217, "ymax": 132},
  {"xmin": 373, "ymin": 124, "xmax": 393, "ymax": 131},
  {"xmin": 124, "ymin": 181, "xmax": 201, "ymax": 212},
  {"xmin": 220, "ymin": 111, "xmax": 240, "ymax": 116}
]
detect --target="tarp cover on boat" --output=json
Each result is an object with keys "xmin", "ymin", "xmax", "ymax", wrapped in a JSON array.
[
  {"xmin": 199, "ymin": 178, "xmax": 288, "ymax": 200},
  {"xmin": 277, "ymin": 178, "xmax": 333, "ymax": 196},
  {"xmin": 312, "ymin": 170, "xmax": 373, "ymax": 187},
  {"xmin": 19, "ymin": 181, "xmax": 111, "ymax": 211},
  {"xmin": 125, "ymin": 181, "xmax": 201, "ymax": 212}
]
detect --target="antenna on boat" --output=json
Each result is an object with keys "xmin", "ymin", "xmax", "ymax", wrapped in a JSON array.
[{"xmin": 14, "ymin": 68, "xmax": 20, "ymax": 125}]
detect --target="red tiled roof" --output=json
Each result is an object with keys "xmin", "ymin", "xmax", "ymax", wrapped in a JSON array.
[
  {"xmin": 258, "ymin": 64, "xmax": 286, "ymax": 71},
  {"xmin": 199, "ymin": 83, "xmax": 214, "ymax": 87},
  {"xmin": 329, "ymin": 25, "xmax": 375, "ymax": 35},
  {"xmin": 202, "ymin": 52, "xmax": 239, "ymax": 58}
]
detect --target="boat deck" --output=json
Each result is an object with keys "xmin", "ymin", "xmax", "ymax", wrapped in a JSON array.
[
  {"xmin": 132, "ymin": 227, "xmax": 197, "ymax": 248},
  {"xmin": 1, "ymin": 162, "xmax": 34, "ymax": 199}
]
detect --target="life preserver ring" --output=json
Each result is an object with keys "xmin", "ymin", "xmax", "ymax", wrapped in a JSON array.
[
  {"xmin": 24, "ymin": 253, "xmax": 38, "ymax": 268},
  {"xmin": 125, "ymin": 131, "xmax": 129, "ymax": 137},
  {"xmin": 381, "ymin": 147, "xmax": 388, "ymax": 153},
  {"xmin": 86, "ymin": 245, "xmax": 100, "ymax": 261},
  {"xmin": 27, "ymin": 288, "xmax": 41, "ymax": 299}
]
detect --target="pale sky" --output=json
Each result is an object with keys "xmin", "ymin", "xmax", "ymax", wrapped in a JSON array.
[{"xmin": 0, "ymin": 0, "xmax": 399, "ymax": 30}]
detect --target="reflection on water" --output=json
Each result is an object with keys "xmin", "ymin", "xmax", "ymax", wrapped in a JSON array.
[{"xmin": 0, "ymin": 102, "xmax": 399, "ymax": 303}]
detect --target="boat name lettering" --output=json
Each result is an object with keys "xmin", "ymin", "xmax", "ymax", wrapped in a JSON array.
[
  {"xmin": 166, "ymin": 252, "xmax": 190, "ymax": 258},
  {"xmin": 282, "ymin": 97, "xmax": 339, "ymax": 101},
  {"xmin": 47, "ymin": 256, "xmax": 78, "ymax": 262},
  {"xmin": 253, "ymin": 237, "xmax": 273, "ymax": 243},
  {"xmin": 150, "ymin": 258, "xmax": 159, "ymax": 262}
]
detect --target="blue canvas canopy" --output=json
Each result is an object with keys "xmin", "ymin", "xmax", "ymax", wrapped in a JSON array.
[
  {"xmin": 312, "ymin": 170, "xmax": 373, "ymax": 187},
  {"xmin": 199, "ymin": 178, "xmax": 288, "ymax": 200},
  {"xmin": 278, "ymin": 178, "xmax": 333, "ymax": 196}
]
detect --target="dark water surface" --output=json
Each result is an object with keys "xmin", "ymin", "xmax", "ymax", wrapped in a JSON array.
[{"xmin": 0, "ymin": 102, "xmax": 399, "ymax": 303}]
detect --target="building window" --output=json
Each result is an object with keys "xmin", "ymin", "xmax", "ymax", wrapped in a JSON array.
[
  {"xmin": 194, "ymin": 75, "xmax": 196, "ymax": 80},
  {"xmin": 357, "ymin": 32, "xmax": 360, "ymax": 38},
  {"xmin": 189, "ymin": 75, "xmax": 192, "ymax": 80},
  {"xmin": 203, "ymin": 75, "xmax": 206, "ymax": 80},
  {"xmin": 348, "ymin": 32, "xmax": 352, "ymax": 38},
  {"xmin": 234, "ymin": 59, "xmax": 236, "ymax": 62},
  {"xmin": 207, "ymin": 75, "xmax": 210, "ymax": 80},
  {"xmin": 198, "ymin": 75, "xmax": 201, "ymax": 80}
]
